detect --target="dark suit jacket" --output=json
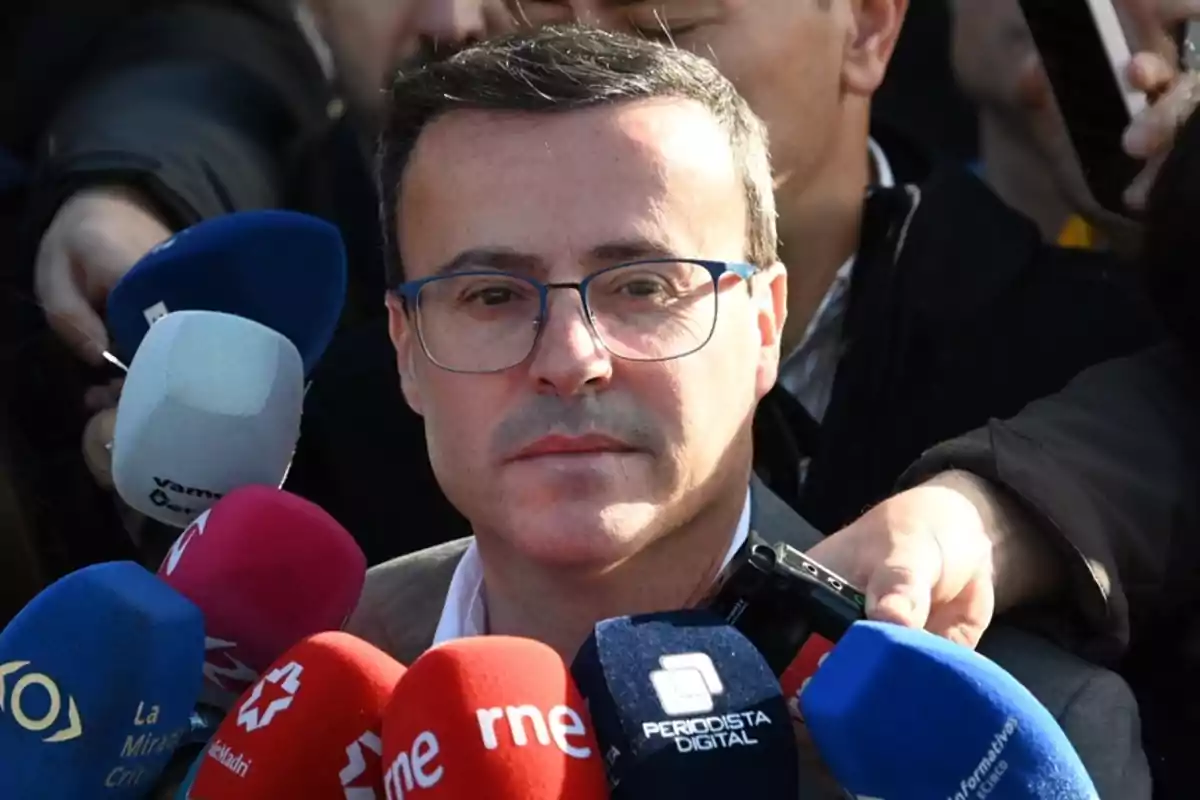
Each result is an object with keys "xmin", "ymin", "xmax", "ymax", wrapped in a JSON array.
[
  {"xmin": 346, "ymin": 480, "xmax": 1151, "ymax": 799},
  {"xmin": 903, "ymin": 344, "xmax": 1200, "ymax": 795}
]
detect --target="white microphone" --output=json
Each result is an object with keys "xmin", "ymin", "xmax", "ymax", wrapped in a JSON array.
[{"xmin": 112, "ymin": 310, "xmax": 304, "ymax": 527}]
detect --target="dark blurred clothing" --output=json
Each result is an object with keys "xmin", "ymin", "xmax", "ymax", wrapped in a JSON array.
[
  {"xmin": 900, "ymin": 344, "xmax": 1200, "ymax": 798},
  {"xmin": 755, "ymin": 167, "xmax": 1161, "ymax": 534},
  {"xmin": 875, "ymin": 0, "xmax": 978, "ymax": 165},
  {"xmin": 0, "ymin": 0, "xmax": 381, "ymax": 589}
]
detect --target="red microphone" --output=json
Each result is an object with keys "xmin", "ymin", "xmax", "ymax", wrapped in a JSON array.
[
  {"xmin": 381, "ymin": 636, "xmax": 609, "ymax": 799},
  {"xmin": 189, "ymin": 631, "xmax": 405, "ymax": 798},
  {"xmin": 156, "ymin": 485, "xmax": 366, "ymax": 706}
]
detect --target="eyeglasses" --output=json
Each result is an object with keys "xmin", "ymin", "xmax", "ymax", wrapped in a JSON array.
[{"xmin": 392, "ymin": 259, "xmax": 758, "ymax": 374}]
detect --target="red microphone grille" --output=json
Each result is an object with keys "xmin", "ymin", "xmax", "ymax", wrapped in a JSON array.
[{"xmin": 381, "ymin": 636, "xmax": 609, "ymax": 799}]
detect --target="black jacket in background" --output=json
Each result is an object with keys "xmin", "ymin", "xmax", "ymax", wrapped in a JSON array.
[
  {"xmin": 4, "ymin": 0, "xmax": 384, "ymax": 310},
  {"xmin": 755, "ymin": 167, "xmax": 1161, "ymax": 535},
  {"xmin": 900, "ymin": 344, "xmax": 1199, "ymax": 798}
]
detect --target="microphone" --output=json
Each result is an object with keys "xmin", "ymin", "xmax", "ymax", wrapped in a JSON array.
[
  {"xmin": 170, "ymin": 749, "xmax": 204, "ymax": 800},
  {"xmin": 106, "ymin": 209, "xmax": 348, "ymax": 374},
  {"xmin": 188, "ymin": 631, "xmax": 406, "ymax": 798},
  {"xmin": 156, "ymin": 485, "xmax": 367, "ymax": 708},
  {"xmin": 799, "ymin": 621, "xmax": 1100, "ymax": 800},
  {"xmin": 381, "ymin": 636, "xmax": 609, "ymax": 799},
  {"xmin": 570, "ymin": 610, "xmax": 799, "ymax": 798},
  {"xmin": 147, "ymin": 706, "xmax": 224, "ymax": 799},
  {"xmin": 112, "ymin": 309, "xmax": 305, "ymax": 527},
  {"xmin": 0, "ymin": 561, "xmax": 206, "ymax": 797}
]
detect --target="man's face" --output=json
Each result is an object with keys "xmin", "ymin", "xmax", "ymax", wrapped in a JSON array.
[
  {"xmin": 387, "ymin": 99, "xmax": 786, "ymax": 568},
  {"xmin": 951, "ymin": 0, "xmax": 1149, "ymax": 224},
  {"xmin": 512, "ymin": 0, "xmax": 895, "ymax": 201},
  {"xmin": 305, "ymin": 0, "xmax": 515, "ymax": 114},
  {"xmin": 950, "ymin": 0, "xmax": 1041, "ymax": 118}
]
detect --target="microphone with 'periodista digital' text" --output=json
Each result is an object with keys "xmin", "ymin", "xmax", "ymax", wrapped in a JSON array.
[{"xmin": 571, "ymin": 609, "xmax": 800, "ymax": 799}]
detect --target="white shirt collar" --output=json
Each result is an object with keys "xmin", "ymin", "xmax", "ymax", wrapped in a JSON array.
[{"xmin": 432, "ymin": 487, "xmax": 753, "ymax": 645}]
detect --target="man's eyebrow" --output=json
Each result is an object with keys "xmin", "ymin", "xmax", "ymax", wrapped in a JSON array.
[
  {"xmin": 588, "ymin": 239, "xmax": 679, "ymax": 263},
  {"xmin": 431, "ymin": 249, "xmax": 546, "ymax": 277},
  {"xmin": 427, "ymin": 239, "xmax": 679, "ymax": 278}
]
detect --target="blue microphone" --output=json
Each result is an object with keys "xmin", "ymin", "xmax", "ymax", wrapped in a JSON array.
[
  {"xmin": 0, "ymin": 561, "xmax": 207, "ymax": 797},
  {"xmin": 799, "ymin": 621, "xmax": 1100, "ymax": 800},
  {"xmin": 571, "ymin": 609, "xmax": 799, "ymax": 798},
  {"xmin": 106, "ymin": 210, "xmax": 347, "ymax": 373}
]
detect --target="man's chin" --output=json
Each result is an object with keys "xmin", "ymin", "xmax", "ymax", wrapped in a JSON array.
[
  {"xmin": 501, "ymin": 455, "xmax": 659, "ymax": 504},
  {"xmin": 488, "ymin": 500, "xmax": 664, "ymax": 569}
]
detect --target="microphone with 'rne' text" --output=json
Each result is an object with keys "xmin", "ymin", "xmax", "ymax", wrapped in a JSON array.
[
  {"xmin": 187, "ymin": 631, "xmax": 406, "ymax": 798},
  {"xmin": 0, "ymin": 561, "xmax": 206, "ymax": 797},
  {"xmin": 156, "ymin": 484, "xmax": 366, "ymax": 709},
  {"xmin": 799, "ymin": 621, "xmax": 1101, "ymax": 800},
  {"xmin": 106, "ymin": 209, "xmax": 347, "ymax": 374},
  {"xmin": 381, "ymin": 636, "xmax": 609, "ymax": 799},
  {"xmin": 570, "ymin": 609, "xmax": 799, "ymax": 799},
  {"xmin": 111, "ymin": 309, "xmax": 305, "ymax": 527}
]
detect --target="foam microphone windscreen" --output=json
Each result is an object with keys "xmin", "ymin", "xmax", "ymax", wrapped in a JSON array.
[
  {"xmin": 570, "ymin": 609, "xmax": 799, "ymax": 798},
  {"xmin": 381, "ymin": 636, "xmax": 609, "ymax": 799},
  {"xmin": 106, "ymin": 209, "xmax": 347, "ymax": 374},
  {"xmin": 188, "ymin": 632, "xmax": 406, "ymax": 798},
  {"xmin": 112, "ymin": 309, "xmax": 304, "ymax": 527},
  {"xmin": 157, "ymin": 485, "xmax": 366, "ymax": 707},
  {"xmin": 800, "ymin": 621, "xmax": 1100, "ymax": 800},
  {"xmin": 0, "ymin": 561, "xmax": 206, "ymax": 797}
]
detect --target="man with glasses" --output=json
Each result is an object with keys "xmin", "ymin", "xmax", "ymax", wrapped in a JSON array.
[{"xmin": 345, "ymin": 25, "xmax": 1150, "ymax": 797}]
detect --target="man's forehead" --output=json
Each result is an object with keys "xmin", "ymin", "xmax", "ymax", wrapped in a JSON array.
[{"xmin": 398, "ymin": 101, "xmax": 746, "ymax": 275}]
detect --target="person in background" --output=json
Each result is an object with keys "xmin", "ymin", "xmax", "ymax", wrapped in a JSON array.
[
  {"xmin": 0, "ymin": 0, "xmax": 512, "ymax": 600},
  {"xmin": 808, "ymin": 98, "xmax": 1200, "ymax": 797},
  {"xmin": 291, "ymin": 0, "xmax": 1177, "ymax": 560},
  {"xmin": 951, "ymin": 0, "xmax": 1200, "ymax": 250},
  {"xmin": 345, "ymin": 25, "xmax": 1151, "ymax": 797},
  {"xmin": 951, "ymin": 0, "xmax": 1098, "ymax": 246}
]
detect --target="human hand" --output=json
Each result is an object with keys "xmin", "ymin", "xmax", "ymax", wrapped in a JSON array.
[
  {"xmin": 806, "ymin": 471, "xmax": 1061, "ymax": 650},
  {"xmin": 81, "ymin": 407, "xmax": 117, "ymax": 489},
  {"xmin": 34, "ymin": 186, "xmax": 172, "ymax": 364},
  {"xmin": 1121, "ymin": 0, "xmax": 1200, "ymax": 208}
]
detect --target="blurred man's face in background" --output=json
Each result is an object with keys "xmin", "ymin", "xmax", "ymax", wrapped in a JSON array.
[
  {"xmin": 513, "ymin": 0, "xmax": 896, "ymax": 222},
  {"xmin": 387, "ymin": 99, "xmax": 784, "ymax": 569},
  {"xmin": 950, "ymin": 0, "xmax": 1078, "ymax": 173},
  {"xmin": 311, "ymin": 0, "xmax": 904, "ymax": 214},
  {"xmin": 304, "ymin": 0, "xmax": 515, "ymax": 114},
  {"xmin": 950, "ymin": 0, "xmax": 1146, "ymax": 224}
]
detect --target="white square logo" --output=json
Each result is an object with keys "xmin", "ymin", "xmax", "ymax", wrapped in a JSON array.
[
  {"xmin": 649, "ymin": 652, "xmax": 724, "ymax": 717},
  {"xmin": 142, "ymin": 301, "xmax": 169, "ymax": 326}
]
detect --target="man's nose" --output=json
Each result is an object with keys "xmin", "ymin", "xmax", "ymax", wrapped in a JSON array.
[
  {"xmin": 413, "ymin": 0, "xmax": 490, "ymax": 48},
  {"xmin": 526, "ymin": 291, "xmax": 614, "ymax": 396}
]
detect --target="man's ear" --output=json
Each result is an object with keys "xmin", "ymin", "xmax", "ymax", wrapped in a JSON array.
[
  {"xmin": 843, "ymin": 0, "xmax": 909, "ymax": 96},
  {"xmin": 385, "ymin": 293, "xmax": 425, "ymax": 416},
  {"xmin": 754, "ymin": 261, "xmax": 788, "ymax": 398}
]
